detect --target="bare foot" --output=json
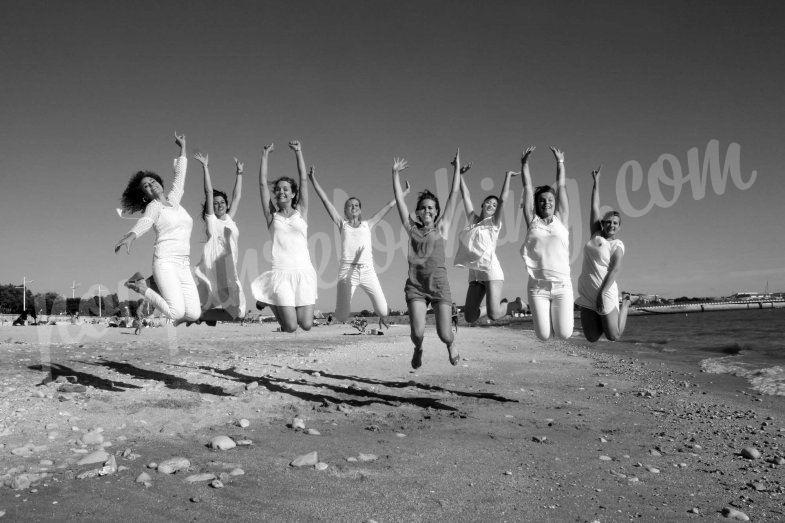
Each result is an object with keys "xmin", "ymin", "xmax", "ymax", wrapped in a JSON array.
[{"xmin": 447, "ymin": 342, "xmax": 460, "ymax": 366}]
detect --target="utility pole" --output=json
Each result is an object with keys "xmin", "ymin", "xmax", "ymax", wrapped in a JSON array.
[
  {"xmin": 16, "ymin": 276, "xmax": 34, "ymax": 313},
  {"xmin": 96, "ymin": 284, "xmax": 105, "ymax": 318},
  {"xmin": 71, "ymin": 281, "xmax": 81, "ymax": 299}
]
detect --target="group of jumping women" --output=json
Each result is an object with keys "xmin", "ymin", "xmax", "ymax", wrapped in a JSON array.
[{"xmin": 114, "ymin": 133, "xmax": 631, "ymax": 370}]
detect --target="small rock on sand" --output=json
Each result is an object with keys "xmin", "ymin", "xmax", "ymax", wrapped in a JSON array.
[
  {"xmin": 306, "ymin": 428, "xmax": 320, "ymax": 436},
  {"xmin": 237, "ymin": 419, "xmax": 250, "ymax": 428},
  {"xmin": 136, "ymin": 472, "xmax": 152, "ymax": 483},
  {"xmin": 358, "ymin": 453, "xmax": 378, "ymax": 462},
  {"xmin": 315, "ymin": 462, "xmax": 328, "ymax": 471},
  {"xmin": 721, "ymin": 507, "xmax": 749, "ymax": 521},
  {"xmin": 210, "ymin": 479, "xmax": 224, "ymax": 488},
  {"xmin": 291, "ymin": 418, "xmax": 306, "ymax": 430},
  {"xmin": 229, "ymin": 468, "xmax": 244, "ymax": 476},
  {"xmin": 80, "ymin": 431, "xmax": 104, "ymax": 445},
  {"xmin": 157, "ymin": 457, "xmax": 190, "ymax": 474},
  {"xmin": 184, "ymin": 473, "xmax": 216, "ymax": 483},
  {"xmin": 740, "ymin": 447, "xmax": 761, "ymax": 460},
  {"xmin": 290, "ymin": 451, "xmax": 318, "ymax": 468},
  {"xmin": 77, "ymin": 450, "xmax": 110, "ymax": 466},
  {"xmin": 209, "ymin": 436, "xmax": 236, "ymax": 450}
]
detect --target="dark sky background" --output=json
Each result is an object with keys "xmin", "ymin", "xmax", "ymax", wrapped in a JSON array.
[{"xmin": 2, "ymin": 0, "xmax": 783, "ymax": 311}]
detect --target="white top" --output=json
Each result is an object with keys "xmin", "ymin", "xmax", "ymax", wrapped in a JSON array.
[
  {"xmin": 271, "ymin": 210, "xmax": 311, "ymax": 270},
  {"xmin": 205, "ymin": 214, "xmax": 240, "ymax": 263},
  {"xmin": 454, "ymin": 216, "xmax": 501, "ymax": 270},
  {"xmin": 339, "ymin": 220, "xmax": 374, "ymax": 266},
  {"xmin": 521, "ymin": 214, "xmax": 570, "ymax": 280},
  {"xmin": 129, "ymin": 156, "xmax": 193, "ymax": 258},
  {"xmin": 576, "ymin": 233, "xmax": 625, "ymax": 313}
]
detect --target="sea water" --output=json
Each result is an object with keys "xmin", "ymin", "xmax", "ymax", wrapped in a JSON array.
[{"xmin": 577, "ymin": 308, "xmax": 785, "ymax": 396}]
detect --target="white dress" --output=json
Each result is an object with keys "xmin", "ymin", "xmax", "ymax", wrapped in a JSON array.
[
  {"xmin": 251, "ymin": 211, "xmax": 317, "ymax": 307},
  {"xmin": 194, "ymin": 214, "xmax": 246, "ymax": 318},
  {"xmin": 454, "ymin": 216, "xmax": 504, "ymax": 281},
  {"xmin": 575, "ymin": 232, "xmax": 625, "ymax": 315}
]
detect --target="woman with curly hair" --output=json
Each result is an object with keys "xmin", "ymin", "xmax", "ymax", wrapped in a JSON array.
[
  {"xmin": 391, "ymin": 149, "xmax": 462, "ymax": 369},
  {"xmin": 114, "ymin": 132, "xmax": 200, "ymax": 325},
  {"xmin": 192, "ymin": 152, "xmax": 246, "ymax": 324},
  {"xmin": 250, "ymin": 141, "xmax": 318, "ymax": 333}
]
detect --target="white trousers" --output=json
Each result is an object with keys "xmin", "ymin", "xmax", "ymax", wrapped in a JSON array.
[
  {"xmin": 527, "ymin": 278, "xmax": 574, "ymax": 340},
  {"xmin": 145, "ymin": 255, "xmax": 201, "ymax": 322},
  {"xmin": 334, "ymin": 263, "xmax": 388, "ymax": 322}
]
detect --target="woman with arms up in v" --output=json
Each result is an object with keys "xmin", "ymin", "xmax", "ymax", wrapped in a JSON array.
[
  {"xmin": 251, "ymin": 141, "xmax": 318, "ymax": 333},
  {"xmin": 520, "ymin": 145, "xmax": 574, "ymax": 340},
  {"xmin": 455, "ymin": 162, "xmax": 518, "ymax": 323},
  {"xmin": 193, "ymin": 152, "xmax": 246, "ymax": 324},
  {"xmin": 392, "ymin": 149, "xmax": 462, "ymax": 369},
  {"xmin": 309, "ymin": 167, "xmax": 410, "ymax": 329}
]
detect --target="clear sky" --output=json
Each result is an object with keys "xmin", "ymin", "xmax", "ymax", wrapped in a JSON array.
[{"xmin": 2, "ymin": 0, "xmax": 783, "ymax": 313}]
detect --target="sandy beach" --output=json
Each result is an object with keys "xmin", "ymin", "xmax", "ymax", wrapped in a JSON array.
[{"xmin": 0, "ymin": 321, "xmax": 783, "ymax": 522}]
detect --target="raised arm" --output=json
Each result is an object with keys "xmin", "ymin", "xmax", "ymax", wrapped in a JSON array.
[
  {"xmin": 551, "ymin": 146, "xmax": 568, "ymax": 226},
  {"xmin": 391, "ymin": 158, "xmax": 411, "ymax": 231},
  {"xmin": 289, "ymin": 140, "xmax": 308, "ymax": 220},
  {"xmin": 308, "ymin": 167, "xmax": 342, "ymax": 227},
  {"xmin": 114, "ymin": 202, "xmax": 160, "ymax": 254},
  {"xmin": 521, "ymin": 145, "xmax": 536, "ymax": 228},
  {"xmin": 259, "ymin": 144, "xmax": 275, "ymax": 228},
  {"xmin": 589, "ymin": 166, "xmax": 602, "ymax": 235},
  {"xmin": 494, "ymin": 169, "xmax": 519, "ymax": 226},
  {"xmin": 367, "ymin": 180, "xmax": 410, "ymax": 228},
  {"xmin": 458, "ymin": 162, "xmax": 476, "ymax": 223},
  {"xmin": 439, "ymin": 148, "xmax": 464, "ymax": 234},
  {"xmin": 228, "ymin": 158, "xmax": 243, "ymax": 219},
  {"xmin": 195, "ymin": 152, "xmax": 214, "ymax": 217},
  {"xmin": 168, "ymin": 132, "xmax": 188, "ymax": 206}
]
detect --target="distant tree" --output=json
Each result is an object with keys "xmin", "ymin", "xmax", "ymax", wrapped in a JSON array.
[
  {"xmin": 0, "ymin": 284, "xmax": 34, "ymax": 314},
  {"xmin": 34, "ymin": 292, "xmax": 64, "ymax": 315},
  {"xmin": 358, "ymin": 309, "xmax": 373, "ymax": 317}
]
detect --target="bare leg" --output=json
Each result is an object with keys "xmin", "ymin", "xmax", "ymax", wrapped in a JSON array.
[
  {"xmin": 296, "ymin": 305, "xmax": 314, "ymax": 331},
  {"xmin": 435, "ymin": 302, "xmax": 459, "ymax": 365},
  {"xmin": 407, "ymin": 300, "xmax": 426, "ymax": 369},
  {"xmin": 273, "ymin": 306, "xmax": 299, "ymax": 333},
  {"xmin": 483, "ymin": 280, "xmax": 506, "ymax": 321},
  {"xmin": 601, "ymin": 294, "xmax": 631, "ymax": 341}
]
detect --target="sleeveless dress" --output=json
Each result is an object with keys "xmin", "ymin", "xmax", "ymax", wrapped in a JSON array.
[
  {"xmin": 194, "ymin": 214, "xmax": 246, "ymax": 318},
  {"xmin": 251, "ymin": 211, "xmax": 317, "ymax": 307},
  {"xmin": 575, "ymin": 232, "xmax": 625, "ymax": 314},
  {"xmin": 454, "ymin": 216, "xmax": 504, "ymax": 281},
  {"xmin": 404, "ymin": 222, "xmax": 452, "ymax": 305}
]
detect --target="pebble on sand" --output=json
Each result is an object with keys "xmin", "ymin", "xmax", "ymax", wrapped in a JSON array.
[
  {"xmin": 157, "ymin": 457, "xmax": 190, "ymax": 474},
  {"xmin": 184, "ymin": 473, "xmax": 216, "ymax": 483},
  {"xmin": 209, "ymin": 436, "xmax": 237, "ymax": 450},
  {"xmin": 306, "ymin": 428, "xmax": 321, "ymax": 436},
  {"xmin": 229, "ymin": 468, "xmax": 245, "ymax": 476},
  {"xmin": 237, "ymin": 419, "xmax": 250, "ymax": 428},
  {"xmin": 315, "ymin": 462, "xmax": 329, "ymax": 471},
  {"xmin": 291, "ymin": 418, "xmax": 306, "ymax": 430},
  {"xmin": 210, "ymin": 479, "xmax": 224, "ymax": 488},
  {"xmin": 136, "ymin": 472, "xmax": 152, "ymax": 483},
  {"xmin": 358, "ymin": 453, "xmax": 378, "ymax": 462},
  {"xmin": 80, "ymin": 431, "xmax": 104, "ymax": 446},
  {"xmin": 290, "ymin": 451, "xmax": 318, "ymax": 468},
  {"xmin": 740, "ymin": 447, "xmax": 761, "ymax": 460},
  {"xmin": 77, "ymin": 450, "xmax": 110, "ymax": 466},
  {"xmin": 721, "ymin": 507, "xmax": 750, "ymax": 521}
]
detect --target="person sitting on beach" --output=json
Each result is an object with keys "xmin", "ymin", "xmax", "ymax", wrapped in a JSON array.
[
  {"xmin": 520, "ymin": 145, "xmax": 573, "ymax": 340},
  {"xmin": 114, "ymin": 132, "xmax": 201, "ymax": 326},
  {"xmin": 309, "ymin": 166, "xmax": 410, "ymax": 330},
  {"xmin": 250, "ymin": 141, "xmax": 318, "ymax": 333},
  {"xmin": 193, "ymin": 152, "xmax": 246, "ymax": 325},
  {"xmin": 454, "ymin": 162, "xmax": 518, "ymax": 323},
  {"xmin": 391, "ymin": 150, "xmax": 462, "ymax": 369},
  {"xmin": 575, "ymin": 166, "xmax": 631, "ymax": 341}
]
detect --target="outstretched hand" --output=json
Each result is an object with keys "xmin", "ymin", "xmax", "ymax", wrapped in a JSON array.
[
  {"xmin": 451, "ymin": 159, "xmax": 473, "ymax": 174},
  {"xmin": 521, "ymin": 145, "xmax": 536, "ymax": 163},
  {"xmin": 288, "ymin": 140, "xmax": 302, "ymax": 152},
  {"xmin": 550, "ymin": 146, "xmax": 565, "ymax": 163},
  {"xmin": 262, "ymin": 143, "xmax": 274, "ymax": 157},
  {"xmin": 402, "ymin": 180, "xmax": 412, "ymax": 195},
  {"xmin": 174, "ymin": 132, "xmax": 186, "ymax": 149},
  {"xmin": 393, "ymin": 157, "xmax": 408, "ymax": 172},
  {"xmin": 114, "ymin": 233, "xmax": 135, "ymax": 255},
  {"xmin": 234, "ymin": 158, "xmax": 244, "ymax": 174},
  {"xmin": 308, "ymin": 165, "xmax": 316, "ymax": 179},
  {"xmin": 193, "ymin": 152, "xmax": 208, "ymax": 166},
  {"xmin": 506, "ymin": 170, "xmax": 520, "ymax": 178}
]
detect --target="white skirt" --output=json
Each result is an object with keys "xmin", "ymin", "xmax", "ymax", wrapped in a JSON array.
[{"xmin": 251, "ymin": 267, "xmax": 317, "ymax": 307}]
